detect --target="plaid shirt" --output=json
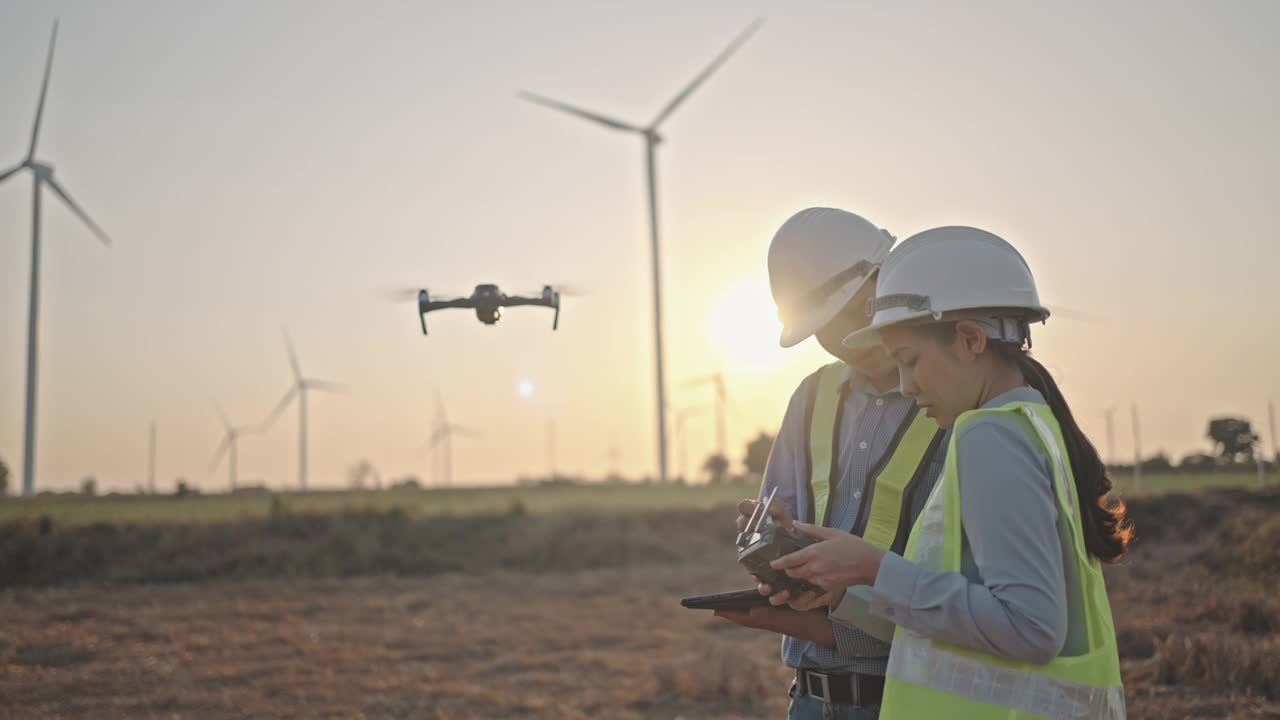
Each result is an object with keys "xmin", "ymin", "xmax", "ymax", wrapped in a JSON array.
[{"xmin": 760, "ymin": 364, "xmax": 947, "ymax": 675}]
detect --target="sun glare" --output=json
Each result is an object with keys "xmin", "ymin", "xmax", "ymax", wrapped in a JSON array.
[{"xmin": 709, "ymin": 280, "xmax": 790, "ymax": 372}]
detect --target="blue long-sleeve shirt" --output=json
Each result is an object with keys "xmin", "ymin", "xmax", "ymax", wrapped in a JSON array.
[
  {"xmin": 760, "ymin": 364, "xmax": 946, "ymax": 675},
  {"xmin": 832, "ymin": 386, "xmax": 1086, "ymax": 664}
]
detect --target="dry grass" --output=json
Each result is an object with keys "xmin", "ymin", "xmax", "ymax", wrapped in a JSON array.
[{"xmin": 1, "ymin": 487, "xmax": 1278, "ymax": 718}]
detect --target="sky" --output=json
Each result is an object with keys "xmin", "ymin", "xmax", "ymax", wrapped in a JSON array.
[{"xmin": 1, "ymin": 0, "xmax": 1278, "ymax": 493}]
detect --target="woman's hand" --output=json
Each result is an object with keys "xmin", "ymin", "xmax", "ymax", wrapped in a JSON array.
[{"xmin": 770, "ymin": 523, "xmax": 886, "ymax": 590}]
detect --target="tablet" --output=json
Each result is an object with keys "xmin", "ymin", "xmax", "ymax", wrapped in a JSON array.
[{"xmin": 681, "ymin": 588, "xmax": 773, "ymax": 610}]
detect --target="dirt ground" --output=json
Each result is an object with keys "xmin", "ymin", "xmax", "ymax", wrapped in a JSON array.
[
  {"xmin": 0, "ymin": 566, "xmax": 791, "ymax": 719},
  {"xmin": 2, "ymin": 488, "xmax": 1278, "ymax": 719}
]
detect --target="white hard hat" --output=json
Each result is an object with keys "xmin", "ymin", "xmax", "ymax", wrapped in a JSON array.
[
  {"xmin": 843, "ymin": 226, "xmax": 1050, "ymax": 349},
  {"xmin": 768, "ymin": 208, "xmax": 895, "ymax": 348}
]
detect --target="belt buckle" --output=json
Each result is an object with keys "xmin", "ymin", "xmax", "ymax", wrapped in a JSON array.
[{"xmin": 805, "ymin": 670, "xmax": 832, "ymax": 704}]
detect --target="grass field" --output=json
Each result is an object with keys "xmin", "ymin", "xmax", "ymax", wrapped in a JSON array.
[
  {"xmin": 0, "ymin": 471, "xmax": 1273, "ymax": 527},
  {"xmin": 1, "ymin": 487, "xmax": 1277, "ymax": 718}
]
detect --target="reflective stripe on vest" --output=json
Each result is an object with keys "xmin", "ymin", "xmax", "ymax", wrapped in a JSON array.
[
  {"xmin": 807, "ymin": 362, "xmax": 847, "ymax": 526},
  {"xmin": 881, "ymin": 401, "xmax": 1126, "ymax": 720},
  {"xmin": 805, "ymin": 362, "xmax": 942, "ymax": 541}
]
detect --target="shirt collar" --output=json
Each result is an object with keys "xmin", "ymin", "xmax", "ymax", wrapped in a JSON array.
[{"xmin": 843, "ymin": 364, "xmax": 903, "ymax": 399}]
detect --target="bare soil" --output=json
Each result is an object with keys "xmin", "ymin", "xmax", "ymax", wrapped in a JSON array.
[{"xmin": 1, "ymin": 488, "xmax": 1278, "ymax": 719}]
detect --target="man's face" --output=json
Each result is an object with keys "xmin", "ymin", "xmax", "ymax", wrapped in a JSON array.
[{"xmin": 814, "ymin": 280, "xmax": 896, "ymax": 378}]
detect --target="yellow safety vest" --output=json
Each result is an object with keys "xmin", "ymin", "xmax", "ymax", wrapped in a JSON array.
[
  {"xmin": 804, "ymin": 362, "xmax": 942, "ymax": 554},
  {"xmin": 881, "ymin": 401, "xmax": 1126, "ymax": 720}
]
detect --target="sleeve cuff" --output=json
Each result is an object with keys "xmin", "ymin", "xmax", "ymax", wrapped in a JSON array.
[
  {"xmin": 830, "ymin": 616, "xmax": 864, "ymax": 654},
  {"xmin": 869, "ymin": 552, "xmax": 922, "ymax": 624}
]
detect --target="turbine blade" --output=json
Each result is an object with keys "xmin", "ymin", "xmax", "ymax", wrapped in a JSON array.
[
  {"xmin": 213, "ymin": 402, "xmax": 232, "ymax": 430},
  {"xmin": 518, "ymin": 91, "xmax": 642, "ymax": 133},
  {"xmin": 650, "ymin": 18, "xmax": 763, "ymax": 129},
  {"xmin": 282, "ymin": 328, "xmax": 302, "ymax": 380},
  {"xmin": 0, "ymin": 164, "xmax": 25, "ymax": 184},
  {"xmin": 448, "ymin": 424, "xmax": 481, "ymax": 438},
  {"xmin": 262, "ymin": 388, "xmax": 297, "ymax": 430},
  {"xmin": 303, "ymin": 379, "xmax": 345, "ymax": 393},
  {"xmin": 209, "ymin": 435, "xmax": 230, "ymax": 470},
  {"xmin": 45, "ymin": 177, "xmax": 112, "ymax": 246},
  {"xmin": 28, "ymin": 19, "xmax": 59, "ymax": 159},
  {"xmin": 436, "ymin": 390, "xmax": 447, "ymax": 426}
]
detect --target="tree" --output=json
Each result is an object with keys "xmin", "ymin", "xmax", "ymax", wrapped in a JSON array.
[
  {"xmin": 1138, "ymin": 453, "xmax": 1173, "ymax": 473},
  {"xmin": 347, "ymin": 459, "xmax": 379, "ymax": 490},
  {"xmin": 80, "ymin": 476, "xmax": 97, "ymax": 497},
  {"xmin": 1207, "ymin": 417, "xmax": 1260, "ymax": 464},
  {"xmin": 743, "ymin": 431, "xmax": 775, "ymax": 481},
  {"xmin": 1179, "ymin": 452, "xmax": 1217, "ymax": 473},
  {"xmin": 0, "ymin": 456, "xmax": 9, "ymax": 495},
  {"xmin": 702, "ymin": 452, "xmax": 730, "ymax": 485}
]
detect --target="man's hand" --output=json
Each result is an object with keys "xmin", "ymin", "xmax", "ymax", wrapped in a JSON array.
[
  {"xmin": 736, "ymin": 498, "xmax": 757, "ymax": 533},
  {"xmin": 736, "ymin": 496, "xmax": 795, "ymax": 533},
  {"xmin": 713, "ymin": 605, "xmax": 836, "ymax": 647}
]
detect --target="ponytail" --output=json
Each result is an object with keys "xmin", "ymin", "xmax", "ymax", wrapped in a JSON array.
[{"xmin": 990, "ymin": 342, "xmax": 1134, "ymax": 563}]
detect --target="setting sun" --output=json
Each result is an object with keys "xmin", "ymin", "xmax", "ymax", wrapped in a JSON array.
[{"xmin": 708, "ymin": 279, "xmax": 791, "ymax": 373}]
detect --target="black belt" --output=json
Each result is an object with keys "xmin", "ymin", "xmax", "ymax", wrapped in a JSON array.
[{"xmin": 795, "ymin": 668, "xmax": 885, "ymax": 706}]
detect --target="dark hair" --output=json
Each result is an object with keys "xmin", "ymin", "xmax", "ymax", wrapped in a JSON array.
[{"xmin": 922, "ymin": 323, "xmax": 1133, "ymax": 563}]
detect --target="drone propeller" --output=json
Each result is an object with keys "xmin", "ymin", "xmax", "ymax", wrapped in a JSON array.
[
  {"xmin": 378, "ymin": 287, "xmax": 424, "ymax": 302},
  {"xmin": 379, "ymin": 287, "xmax": 469, "ymax": 303},
  {"xmin": 520, "ymin": 284, "xmax": 586, "ymax": 298}
]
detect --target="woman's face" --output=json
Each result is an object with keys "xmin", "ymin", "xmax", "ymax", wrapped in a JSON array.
[{"xmin": 879, "ymin": 323, "xmax": 986, "ymax": 428}]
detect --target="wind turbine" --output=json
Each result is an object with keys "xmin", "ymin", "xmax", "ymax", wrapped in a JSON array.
[
  {"xmin": 148, "ymin": 421, "xmax": 157, "ymax": 494},
  {"xmin": 1102, "ymin": 406, "xmax": 1116, "ymax": 468},
  {"xmin": 263, "ymin": 330, "xmax": 343, "ymax": 491},
  {"xmin": 1269, "ymin": 399, "xmax": 1277, "ymax": 484},
  {"xmin": 1130, "ymin": 403, "xmax": 1143, "ymax": 491},
  {"xmin": 209, "ymin": 404, "xmax": 262, "ymax": 492},
  {"xmin": 2, "ymin": 20, "xmax": 114, "ymax": 496},
  {"xmin": 674, "ymin": 405, "xmax": 706, "ymax": 483},
  {"xmin": 428, "ymin": 392, "xmax": 477, "ymax": 488},
  {"xmin": 682, "ymin": 371, "xmax": 728, "ymax": 462},
  {"xmin": 520, "ymin": 19, "xmax": 763, "ymax": 484}
]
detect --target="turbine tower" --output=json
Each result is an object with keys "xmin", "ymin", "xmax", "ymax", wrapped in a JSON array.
[
  {"xmin": 1131, "ymin": 403, "xmax": 1143, "ymax": 491},
  {"xmin": 209, "ymin": 404, "xmax": 262, "ymax": 492},
  {"xmin": 263, "ymin": 330, "xmax": 343, "ymax": 491},
  {"xmin": 520, "ymin": 19, "xmax": 762, "ymax": 484},
  {"xmin": 1, "ymin": 20, "xmax": 114, "ymax": 496}
]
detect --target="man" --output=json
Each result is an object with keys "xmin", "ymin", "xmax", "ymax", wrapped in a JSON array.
[{"xmin": 714, "ymin": 208, "xmax": 947, "ymax": 720}]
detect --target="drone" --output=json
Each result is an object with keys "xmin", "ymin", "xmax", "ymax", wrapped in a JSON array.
[{"xmin": 412, "ymin": 284, "xmax": 563, "ymax": 335}]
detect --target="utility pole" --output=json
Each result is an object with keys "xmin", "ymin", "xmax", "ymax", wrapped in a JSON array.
[{"xmin": 1131, "ymin": 403, "xmax": 1142, "ymax": 492}]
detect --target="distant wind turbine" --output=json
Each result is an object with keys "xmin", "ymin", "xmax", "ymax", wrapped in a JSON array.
[
  {"xmin": 263, "ymin": 330, "xmax": 343, "ymax": 491},
  {"xmin": 428, "ymin": 392, "xmax": 477, "ymax": 488},
  {"xmin": 682, "ymin": 371, "xmax": 728, "ymax": 461},
  {"xmin": 209, "ymin": 404, "xmax": 263, "ymax": 492},
  {"xmin": 1131, "ymin": 403, "xmax": 1143, "ymax": 491},
  {"xmin": 520, "ymin": 18, "xmax": 763, "ymax": 485},
  {"xmin": 674, "ymin": 405, "xmax": 706, "ymax": 483},
  {"xmin": 2, "ymin": 20, "xmax": 114, "ymax": 496}
]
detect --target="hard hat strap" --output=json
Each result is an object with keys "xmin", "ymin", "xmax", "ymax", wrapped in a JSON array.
[
  {"xmin": 867, "ymin": 293, "xmax": 934, "ymax": 318},
  {"xmin": 784, "ymin": 260, "xmax": 875, "ymax": 320}
]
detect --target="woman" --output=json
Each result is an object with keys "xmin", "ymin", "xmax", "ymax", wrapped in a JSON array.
[{"xmin": 764, "ymin": 226, "xmax": 1132, "ymax": 719}]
